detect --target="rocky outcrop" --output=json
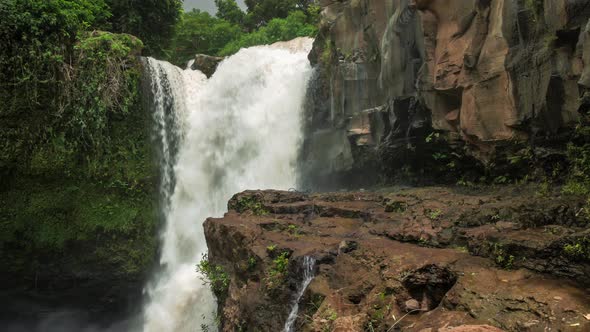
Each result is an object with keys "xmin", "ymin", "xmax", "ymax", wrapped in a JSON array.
[
  {"xmin": 204, "ymin": 187, "xmax": 590, "ymax": 331},
  {"xmin": 191, "ymin": 54, "xmax": 224, "ymax": 77},
  {"xmin": 302, "ymin": 0, "xmax": 590, "ymax": 184}
]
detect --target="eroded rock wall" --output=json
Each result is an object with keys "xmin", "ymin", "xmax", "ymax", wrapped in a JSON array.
[{"xmin": 302, "ymin": 0, "xmax": 590, "ymax": 185}]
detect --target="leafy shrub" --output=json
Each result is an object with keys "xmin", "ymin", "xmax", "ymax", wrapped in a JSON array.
[
  {"xmin": 563, "ymin": 238, "xmax": 590, "ymax": 261},
  {"xmin": 219, "ymin": 11, "xmax": 317, "ymax": 56},
  {"xmin": 264, "ymin": 251, "xmax": 290, "ymax": 290},
  {"xmin": 0, "ymin": 0, "xmax": 110, "ymax": 106},
  {"xmin": 169, "ymin": 9, "xmax": 242, "ymax": 66},
  {"xmin": 197, "ymin": 254, "xmax": 230, "ymax": 298}
]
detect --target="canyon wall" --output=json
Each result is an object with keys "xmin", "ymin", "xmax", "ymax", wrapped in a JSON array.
[{"xmin": 301, "ymin": 0, "xmax": 590, "ymax": 187}]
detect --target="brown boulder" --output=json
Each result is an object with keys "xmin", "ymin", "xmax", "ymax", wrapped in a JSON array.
[{"xmin": 190, "ymin": 54, "xmax": 224, "ymax": 78}]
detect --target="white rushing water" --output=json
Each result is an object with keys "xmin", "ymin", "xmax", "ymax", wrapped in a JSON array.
[
  {"xmin": 283, "ymin": 257, "xmax": 316, "ymax": 332},
  {"xmin": 142, "ymin": 38, "xmax": 314, "ymax": 332}
]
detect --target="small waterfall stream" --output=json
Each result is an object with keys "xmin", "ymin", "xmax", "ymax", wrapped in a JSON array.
[
  {"xmin": 142, "ymin": 38, "xmax": 314, "ymax": 331},
  {"xmin": 283, "ymin": 256, "xmax": 317, "ymax": 332}
]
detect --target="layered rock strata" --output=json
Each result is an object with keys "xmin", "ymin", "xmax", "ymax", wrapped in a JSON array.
[
  {"xmin": 205, "ymin": 187, "xmax": 590, "ymax": 331},
  {"xmin": 302, "ymin": 0, "xmax": 590, "ymax": 181}
]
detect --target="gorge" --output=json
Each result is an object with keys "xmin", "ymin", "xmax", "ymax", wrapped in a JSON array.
[{"xmin": 1, "ymin": 0, "xmax": 590, "ymax": 331}]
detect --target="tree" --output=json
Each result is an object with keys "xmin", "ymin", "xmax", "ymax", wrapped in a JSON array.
[
  {"xmin": 0, "ymin": 0, "xmax": 111, "ymax": 102},
  {"xmin": 105, "ymin": 0, "xmax": 183, "ymax": 56},
  {"xmin": 215, "ymin": 0, "xmax": 245, "ymax": 25},
  {"xmin": 243, "ymin": 0, "xmax": 316, "ymax": 29},
  {"xmin": 169, "ymin": 10, "xmax": 242, "ymax": 65},
  {"xmin": 219, "ymin": 10, "xmax": 317, "ymax": 56}
]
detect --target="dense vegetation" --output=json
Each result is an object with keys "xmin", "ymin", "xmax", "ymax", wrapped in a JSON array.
[
  {"xmin": 0, "ymin": 0, "xmax": 319, "ymax": 290},
  {"xmin": 169, "ymin": 0, "xmax": 319, "ymax": 65},
  {"xmin": 105, "ymin": 0, "xmax": 183, "ymax": 56},
  {"xmin": 0, "ymin": 0, "xmax": 159, "ymax": 283}
]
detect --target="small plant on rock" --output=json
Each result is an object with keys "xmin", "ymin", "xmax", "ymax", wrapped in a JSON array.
[
  {"xmin": 427, "ymin": 209, "xmax": 443, "ymax": 220},
  {"xmin": 234, "ymin": 196, "xmax": 268, "ymax": 216},
  {"xmin": 491, "ymin": 243, "xmax": 515, "ymax": 269},
  {"xmin": 563, "ymin": 238, "xmax": 590, "ymax": 261},
  {"xmin": 287, "ymin": 224, "xmax": 302, "ymax": 237},
  {"xmin": 319, "ymin": 307, "xmax": 338, "ymax": 332},
  {"xmin": 197, "ymin": 254, "xmax": 230, "ymax": 298},
  {"xmin": 264, "ymin": 251, "xmax": 290, "ymax": 291},
  {"xmin": 384, "ymin": 200, "xmax": 407, "ymax": 213},
  {"xmin": 247, "ymin": 256, "xmax": 257, "ymax": 271}
]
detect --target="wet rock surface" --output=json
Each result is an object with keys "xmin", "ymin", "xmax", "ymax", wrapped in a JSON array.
[
  {"xmin": 302, "ymin": 0, "xmax": 590, "ymax": 183},
  {"xmin": 205, "ymin": 187, "xmax": 590, "ymax": 331},
  {"xmin": 190, "ymin": 54, "xmax": 224, "ymax": 77}
]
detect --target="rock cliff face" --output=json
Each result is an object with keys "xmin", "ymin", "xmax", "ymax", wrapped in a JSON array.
[
  {"xmin": 205, "ymin": 188, "xmax": 590, "ymax": 332},
  {"xmin": 301, "ymin": 0, "xmax": 590, "ymax": 185}
]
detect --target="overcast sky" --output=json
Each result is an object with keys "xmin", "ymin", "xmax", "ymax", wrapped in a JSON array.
[{"xmin": 184, "ymin": 0, "xmax": 247, "ymax": 14}]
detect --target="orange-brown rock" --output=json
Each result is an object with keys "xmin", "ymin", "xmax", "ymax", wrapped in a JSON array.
[
  {"xmin": 204, "ymin": 187, "xmax": 590, "ymax": 331},
  {"xmin": 303, "ymin": 0, "xmax": 590, "ymax": 176}
]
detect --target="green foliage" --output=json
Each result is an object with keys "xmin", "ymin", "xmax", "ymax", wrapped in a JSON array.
[
  {"xmin": 491, "ymin": 243, "xmax": 515, "ymax": 269},
  {"xmin": 247, "ymin": 256, "xmax": 257, "ymax": 270},
  {"xmin": 564, "ymin": 140, "xmax": 590, "ymax": 196},
  {"xmin": 271, "ymin": 252, "xmax": 289, "ymax": 274},
  {"xmin": 0, "ymin": 0, "xmax": 159, "ymax": 282},
  {"xmin": 0, "ymin": 179, "xmax": 157, "ymax": 275},
  {"xmin": 317, "ymin": 306, "xmax": 338, "ymax": 332},
  {"xmin": 562, "ymin": 114, "xmax": 590, "ymax": 225},
  {"xmin": 169, "ymin": 6, "xmax": 318, "ymax": 65},
  {"xmin": 243, "ymin": 0, "xmax": 315, "ymax": 29},
  {"xmin": 197, "ymin": 254, "xmax": 230, "ymax": 298},
  {"xmin": 264, "ymin": 251, "xmax": 290, "ymax": 290},
  {"xmin": 563, "ymin": 238, "xmax": 590, "ymax": 261},
  {"xmin": 169, "ymin": 9, "xmax": 242, "ymax": 66},
  {"xmin": 0, "ymin": 0, "xmax": 110, "ymax": 107},
  {"xmin": 427, "ymin": 208, "xmax": 443, "ymax": 220},
  {"xmin": 215, "ymin": 0, "xmax": 245, "ymax": 25},
  {"xmin": 105, "ymin": 0, "xmax": 182, "ymax": 56},
  {"xmin": 0, "ymin": 0, "xmax": 146, "ymax": 169},
  {"xmin": 219, "ymin": 10, "xmax": 317, "ymax": 56},
  {"xmin": 64, "ymin": 31, "xmax": 143, "ymax": 150},
  {"xmin": 287, "ymin": 224, "xmax": 302, "ymax": 237},
  {"xmin": 234, "ymin": 196, "xmax": 268, "ymax": 215},
  {"xmin": 321, "ymin": 36, "xmax": 334, "ymax": 65}
]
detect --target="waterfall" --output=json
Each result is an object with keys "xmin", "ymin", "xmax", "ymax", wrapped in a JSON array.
[
  {"xmin": 283, "ymin": 257, "xmax": 316, "ymax": 332},
  {"xmin": 141, "ymin": 38, "xmax": 314, "ymax": 331}
]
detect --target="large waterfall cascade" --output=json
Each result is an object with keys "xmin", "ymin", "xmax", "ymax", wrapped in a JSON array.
[{"xmin": 142, "ymin": 38, "xmax": 314, "ymax": 331}]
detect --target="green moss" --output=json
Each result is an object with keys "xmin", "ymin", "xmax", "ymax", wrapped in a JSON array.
[
  {"xmin": 525, "ymin": 0, "xmax": 544, "ymax": 22},
  {"xmin": 0, "ymin": 178, "xmax": 157, "ymax": 276},
  {"xmin": 0, "ymin": 33, "xmax": 157, "ymax": 280},
  {"xmin": 320, "ymin": 36, "xmax": 334, "ymax": 76}
]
